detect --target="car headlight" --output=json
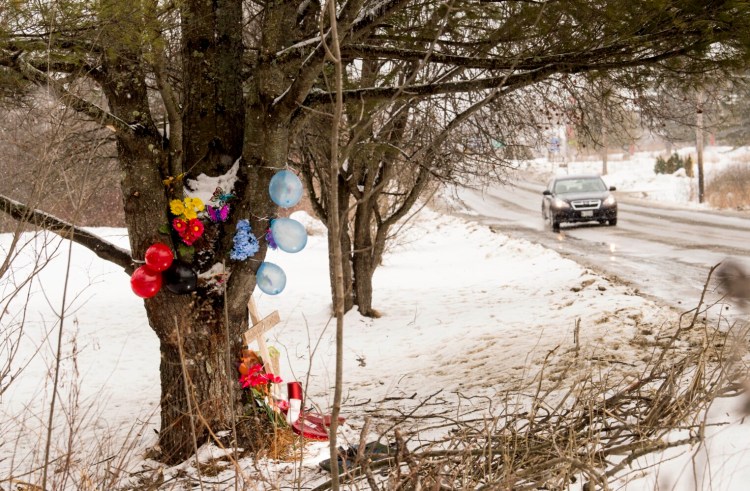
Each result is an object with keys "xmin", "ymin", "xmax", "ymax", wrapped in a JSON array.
[
  {"xmin": 553, "ymin": 198, "xmax": 570, "ymax": 209},
  {"xmin": 603, "ymin": 195, "xmax": 616, "ymax": 206}
]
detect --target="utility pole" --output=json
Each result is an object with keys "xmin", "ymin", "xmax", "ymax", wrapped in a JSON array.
[
  {"xmin": 601, "ymin": 102, "xmax": 608, "ymax": 175},
  {"xmin": 696, "ymin": 90, "xmax": 705, "ymax": 203}
]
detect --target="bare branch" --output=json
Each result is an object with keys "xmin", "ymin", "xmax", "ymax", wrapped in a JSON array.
[{"xmin": 0, "ymin": 194, "xmax": 134, "ymax": 273}]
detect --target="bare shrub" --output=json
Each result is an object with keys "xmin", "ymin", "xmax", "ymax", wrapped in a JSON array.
[
  {"xmin": 0, "ymin": 103, "xmax": 136, "ymax": 488},
  {"xmin": 312, "ymin": 270, "xmax": 746, "ymax": 490},
  {"xmin": 0, "ymin": 90, "xmax": 123, "ymax": 232},
  {"xmin": 705, "ymin": 163, "xmax": 750, "ymax": 210}
]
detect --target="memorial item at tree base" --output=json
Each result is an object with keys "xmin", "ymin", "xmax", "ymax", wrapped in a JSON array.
[
  {"xmin": 318, "ymin": 440, "xmax": 397, "ymax": 473},
  {"xmin": 286, "ymin": 381, "xmax": 303, "ymax": 424}
]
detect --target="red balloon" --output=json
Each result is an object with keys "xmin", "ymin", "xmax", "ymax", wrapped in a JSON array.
[
  {"xmin": 130, "ymin": 265, "xmax": 163, "ymax": 298},
  {"xmin": 144, "ymin": 243, "xmax": 174, "ymax": 272}
]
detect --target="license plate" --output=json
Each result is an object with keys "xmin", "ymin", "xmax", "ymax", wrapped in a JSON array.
[{"xmin": 581, "ymin": 210, "xmax": 593, "ymax": 217}]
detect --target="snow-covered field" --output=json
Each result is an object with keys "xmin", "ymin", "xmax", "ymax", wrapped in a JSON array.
[{"xmin": 1, "ymin": 146, "xmax": 749, "ymax": 489}]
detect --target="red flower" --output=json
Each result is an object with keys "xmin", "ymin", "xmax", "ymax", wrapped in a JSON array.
[
  {"xmin": 172, "ymin": 218, "xmax": 187, "ymax": 233},
  {"xmin": 176, "ymin": 218, "xmax": 205, "ymax": 245},
  {"xmin": 189, "ymin": 218, "xmax": 204, "ymax": 237},
  {"xmin": 264, "ymin": 373, "xmax": 283, "ymax": 384},
  {"xmin": 238, "ymin": 366, "xmax": 282, "ymax": 389},
  {"xmin": 239, "ymin": 364, "xmax": 265, "ymax": 388}
]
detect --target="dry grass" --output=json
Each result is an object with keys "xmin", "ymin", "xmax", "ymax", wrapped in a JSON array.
[
  {"xmin": 705, "ymin": 163, "xmax": 750, "ymax": 210},
  {"xmin": 311, "ymin": 271, "xmax": 748, "ymax": 491}
]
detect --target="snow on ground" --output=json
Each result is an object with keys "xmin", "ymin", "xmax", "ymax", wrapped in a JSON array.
[{"xmin": 1, "ymin": 146, "xmax": 749, "ymax": 489}]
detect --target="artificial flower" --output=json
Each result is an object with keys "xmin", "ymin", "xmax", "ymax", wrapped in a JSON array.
[
  {"xmin": 172, "ymin": 218, "xmax": 187, "ymax": 233},
  {"xmin": 239, "ymin": 363, "xmax": 265, "ymax": 388},
  {"xmin": 186, "ymin": 197, "xmax": 205, "ymax": 213},
  {"xmin": 266, "ymin": 227, "xmax": 277, "ymax": 250},
  {"xmin": 238, "ymin": 362, "xmax": 285, "ymax": 427},
  {"xmin": 264, "ymin": 373, "xmax": 283, "ymax": 384},
  {"xmin": 189, "ymin": 218, "xmax": 204, "ymax": 236},
  {"xmin": 179, "ymin": 218, "xmax": 204, "ymax": 245},
  {"xmin": 230, "ymin": 219, "xmax": 260, "ymax": 260},
  {"xmin": 183, "ymin": 207, "xmax": 197, "ymax": 220},
  {"xmin": 239, "ymin": 365, "xmax": 283, "ymax": 389},
  {"xmin": 170, "ymin": 199, "xmax": 185, "ymax": 216}
]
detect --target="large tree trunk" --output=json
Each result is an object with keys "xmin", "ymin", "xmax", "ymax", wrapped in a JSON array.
[
  {"xmin": 347, "ymin": 96, "xmax": 413, "ymax": 317},
  {"xmin": 103, "ymin": 73, "xmax": 252, "ymax": 463},
  {"xmin": 96, "ymin": 0, "xmax": 274, "ymax": 463},
  {"xmin": 181, "ymin": 0, "xmax": 245, "ymax": 175},
  {"xmin": 350, "ymin": 164, "xmax": 430, "ymax": 317},
  {"xmin": 146, "ymin": 297, "xmax": 248, "ymax": 463}
]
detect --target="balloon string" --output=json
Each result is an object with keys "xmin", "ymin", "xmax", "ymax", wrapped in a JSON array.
[{"xmin": 261, "ymin": 163, "xmax": 300, "ymax": 175}]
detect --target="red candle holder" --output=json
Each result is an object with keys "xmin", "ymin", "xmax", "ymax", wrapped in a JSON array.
[{"xmin": 287, "ymin": 381, "xmax": 303, "ymax": 401}]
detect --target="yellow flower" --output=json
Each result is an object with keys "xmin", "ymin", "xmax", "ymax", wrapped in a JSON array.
[
  {"xmin": 183, "ymin": 207, "xmax": 197, "ymax": 220},
  {"xmin": 170, "ymin": 199, "xmax": 185, "ymax": 216},
  {"xmin": 188, "ymin": 197, "xmax": 205, "ymax": 212}
]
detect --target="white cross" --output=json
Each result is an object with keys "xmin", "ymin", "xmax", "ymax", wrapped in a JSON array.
[{"xmin": 243, "ymin": 296, "xmax": 281, "ymax": 384}]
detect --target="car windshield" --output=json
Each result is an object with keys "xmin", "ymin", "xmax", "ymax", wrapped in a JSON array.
[{"xmin": 554, "ymin": 178, "xmax": 606, "ymax": 194}]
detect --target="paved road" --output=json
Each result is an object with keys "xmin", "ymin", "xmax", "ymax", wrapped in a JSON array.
[{"xmin": 455, "ymin": 179, "xmax": 750, "ymax": 317}]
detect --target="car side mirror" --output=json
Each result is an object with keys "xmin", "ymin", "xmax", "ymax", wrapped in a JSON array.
[
  {"xmin": 543, "ymin": 190, "xmax": 552, "ymax": 196},
  {"xmin": 609, "ymin": 186, "xmax": 616, "ymax": 191}
]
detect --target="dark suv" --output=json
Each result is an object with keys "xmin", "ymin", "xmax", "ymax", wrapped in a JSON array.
[{"xmin": 541, "ymin": 175, "xmax": 617, "ymax": 232}]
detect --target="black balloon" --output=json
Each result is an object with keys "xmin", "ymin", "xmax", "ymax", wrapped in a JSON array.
[{"xmin": 163, "ymin": 261, "xmax": 198, "ymax": 294}]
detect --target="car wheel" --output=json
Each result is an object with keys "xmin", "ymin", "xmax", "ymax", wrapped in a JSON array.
[
  {"xmin": 549, "ymin": 213, "xmax": 560, "ymax": 232},
  {"xmin": 609, "ymin": 218, "xmax": 617, "ymax": 226}
]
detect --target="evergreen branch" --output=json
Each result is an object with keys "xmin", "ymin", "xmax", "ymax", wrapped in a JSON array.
[
  {"xmin": 304, "ymin": 44, "xmax": 696, "ymax": 104},
  {"xmin": 341, "ymin": 41, "xmax": 644, "ymax": 71},
  {"xmin": 0, "ymin": 194, "xmax": 134, "ymax": 273},
  {"xmin": 11, "ymin": 54, "xmax": 135, "ymax": 134},
  {"xmin": 350, "ymin": 0, "xmax": 414, "ymax": 37}
]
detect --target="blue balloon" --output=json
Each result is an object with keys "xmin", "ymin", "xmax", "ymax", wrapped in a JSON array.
[
  {"xmin": 269, "ymin": 170, "xmax": 303, "ymax": 208},
  {"xmin": 270, "ymin": 217, "xmax": 307, "ymax": 253},
  {"xmin": 256, "ymin": 262, "xmax": 286, "ymax": 295}
]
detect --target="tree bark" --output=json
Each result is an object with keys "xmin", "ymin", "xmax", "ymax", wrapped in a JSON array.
[
  {"xmin": 351, "ymin": 184, "xmax": 376, "ymax": 317},
  {"xmin": 95, "ymin": 0, "xmax": 257, "ymax": 463},
  {"xmin": 181, "ymin": 0, "xmax": 245, "ymax": 176},
  {"xmin": 145, "ymin": 295, "xmax": 249, "ymax": 463}
]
